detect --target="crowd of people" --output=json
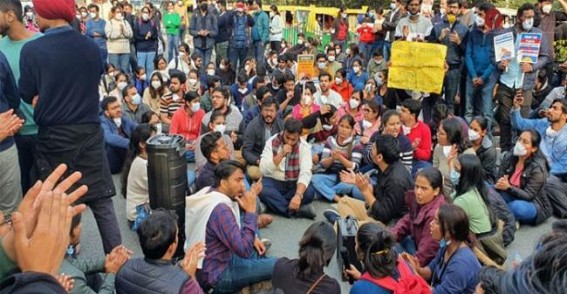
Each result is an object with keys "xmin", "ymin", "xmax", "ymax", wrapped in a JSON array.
[{"xmin": 1, "ymin": 0, "xmax": 567, "ymax": 293}]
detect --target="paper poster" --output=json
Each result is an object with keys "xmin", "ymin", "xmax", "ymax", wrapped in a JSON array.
[
  {"xmin": 296, "ymin": 54, "xmax": 316, "ymax": 81},
  {"xmin": 494, "ymin": 32, "xmax": 515, "ymax": 62},
  {"xmin": 421, "ymin": 0, "xmax": 434, "ymax": 15},
  {"xmin": 388, "ymin": 41, "xmax": 447, "ymax": 94},
  {"xmin": 517, "ymin": 33, "xmax": 542, "ymax": 63}
]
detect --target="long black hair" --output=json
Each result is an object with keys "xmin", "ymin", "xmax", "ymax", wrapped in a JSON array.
[
  {"xmin": 121, "ymin": 124, "xmax": 156, "ymax": 198},
  {"xmin": 356, "ymin": 222, "xmax": 397, "ymax": 278},
  {"xmin": 441, "ymin": 117, "xmax": 471, "ymax": 153},
  {"xmin": 455, "ymin": 154, "xmax": 490, "ymax": 207},
  {"xmin": 297, "ymin": 221, "xmax": 336, "ymax": 278}
]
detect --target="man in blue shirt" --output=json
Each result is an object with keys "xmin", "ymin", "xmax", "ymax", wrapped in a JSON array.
[{"xmin": 86, "ymin": 4, "xmax": 107, "ymax": 66}]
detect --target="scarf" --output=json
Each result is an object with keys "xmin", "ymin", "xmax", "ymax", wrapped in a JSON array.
[{"xmin": 272, "ymin": 132, "xmax": 300, "ymax": 181}]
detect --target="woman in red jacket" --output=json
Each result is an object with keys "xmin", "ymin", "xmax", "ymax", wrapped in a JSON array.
[
  {"xmin": 391, "ymin": 167, "xmax": 447, "ymax": 267},
  {"xmin": 357, "ymin": 17, "xmax": 375, "ymax": 69}
]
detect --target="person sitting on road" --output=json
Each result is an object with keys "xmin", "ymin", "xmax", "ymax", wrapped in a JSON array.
[
  {"xmin": 194, "ymin": 110, "xmax": 235, "ymax": 171},
  {"xmin": 100, "ymin": 96, "xmax": 137, "ymax": 174}
]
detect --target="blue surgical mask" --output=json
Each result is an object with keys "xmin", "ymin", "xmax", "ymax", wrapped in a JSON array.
[
  {"xmin": 132, "ymin": 94, "xmax": 142, "ymax": 105},
  {"xmin": 439, "ymin": 239, "xmax": 451, "ymax": 248},
  {"xmin": 449, "ymin": 168, "xmax": 460, "ymax": 186}
]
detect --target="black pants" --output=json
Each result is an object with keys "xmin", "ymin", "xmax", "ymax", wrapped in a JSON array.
[
  {"xmin": 86, "ymin": 197, "xmax": 122, "ymax": 254},
  {"xmin": 495, "ymin": 83, "xmax": 532, "ymax": 151},
  {"xmin": 15, "ymin": 134, "xmax": 37, "ymax": 193}
]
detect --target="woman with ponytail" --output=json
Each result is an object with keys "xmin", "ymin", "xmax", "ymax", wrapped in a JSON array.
[
  {"xmin": 272, "ymin": 221, "xmax": 340, "ymax": 294},
  {"xmin": 347, "ymin": 222, "xmax": 430, "ymax": 294},
  {"xmin": 121, "ymin": 123, "xmax": 156, "ymax": 227}
]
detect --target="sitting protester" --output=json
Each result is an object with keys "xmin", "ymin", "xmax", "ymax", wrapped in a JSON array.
[
  {"xmin": 325, "ymin": 134, "xmax": 413, "ymax": 225},
  {"xmin": 469, "ymin": 116, "xmax": 497, "ymax": 183},
  {"xmin": 200, "ymin": 87, "xmax": 244, "ymax": 149},
  {"xmin": 292, "ymin": 82, "xmax": 320, "ymax": 121},
  {"xmin": 121, "ymin": 124, "xmax": 155, "ymax": 227},
  {"xmin": 59, "ymin": 215, "xmax": 131, "ymax": 294},
  {"xmin": 195, "ymin": 131, "xmax": 232, "ymax": 191},
  {"xmin": 355, "ymin": 100, "xmax": 381, "ymax": 146},
  {"xmin": 336, "ymin": 90, "xmax": 364, "ymax": 125},
  {"xmin": 331, "ymin": 68, "xmax": 354, "ymax": 103},
  {"xmin": 495, "ymin": 129, "xmax": 552, "ymax": 225},
  {"xmin": 400, "ymin": 99, "xmax": 432, "ymax": 176},
  {"xmin": 404, "ymin": 204, "xmax": 482, "ymax": 294},
  {"xmin": 186, "ymin": 161, "xmax": 277, "ymax": 293},
  {"xmin": 170, "ymin": 91, "xmax": 206, "ymax": 162},
  {"xmin": 100, "ymin": 96, "xmax": 137, "ymax": 174},
  {"xmin": 272, "ymin": 221, "xmax": 340, "ymax": 294},
  {"xmin": 242, "ymin": 97, "xmax": 284, "ymax": 181},
  {"xmin": 116, "ymin": 210, "xmax": 205, "ymax": 294},
  {"xmin": 259, "ymin": 119, "xmax": 317, "ymax": 219},
  {"xmin": 345, "ymin": 223, "xmax": 430, "ymax": 294},
  {"xmin": 121, "ymin": 84, "xmax": 151, "ymax": 124},
  {"xmin": 391, "ymin": 167, "xmax": 447, "ymax": 267},
  {"xmin": 312, "ymin": 114, "xmax": 363, "ymax": 202},
  {"xmin": 194, "ymin": 110, "xmax": 235, "ymax": 171}
]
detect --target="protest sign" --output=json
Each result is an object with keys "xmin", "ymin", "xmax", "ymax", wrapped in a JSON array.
[
  {"xmin": 296, "ymin": 54, "xmax": 316, "ymax": 81},
  {"xmin": 388, "ymin": 41, "xmax": 447, "ymax": 94},
  {"xmin": 517, "ymin": 33, "xmax": 542, "ymax": 63},
  {"xmin": 494, "ymin": 32, "xmax": 515, "ymax": 62}
]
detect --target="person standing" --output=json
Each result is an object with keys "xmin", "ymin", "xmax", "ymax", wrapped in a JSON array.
[
  {"xmin": 228, "ymin": 1, "xmax": 255, "ymax": 71},
  {"xmin": 175, "ymin": 0, "xmax": 188, "ymax": 42},
  {"xmin": 249, "ymin": 0, "xmax": 269, "ymax": 66},
  {"xmin": 134, "ymin": 5, "xmax": 159, "ymax": 83},
  {"xmin": 190, "ymin": 0, "xmax": 218, "ymax": 71},
  {"xmin": 382, "ymin": 0, "xmax": 405, "ymax": 61},
  {"xmin": 214, "ymin": 0, "xmax": 230, "ymax": 64},
  {"xmin": 105, "ymin": 5, "xmax": 133, "ymax": 73},
  {"xmin": 86, "ymin": 4, "xmax": 108, "ymax": 66},
  {"xmin": 332, "ymin": 6, "xmax": 349, "ymax": 49},
  {"xmin": 268, "ymin": 4, "xmax": 283, "ymax": 53},
  {"xmin": 0, "ymin": 0, "xmax": 43, "ymax": 194},
  {"xmin": 164, "ymin": 1, "xmax": 181, "ymax": 62},
  {"xmin": 19, "ymin": 0, "xmax": 122, "ymax": 254}
]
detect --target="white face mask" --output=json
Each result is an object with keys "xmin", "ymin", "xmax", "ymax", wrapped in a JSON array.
[
  {"xmin": 442, "ymin": 145, "xmax": 452, "ymax": 158},
  {"xmin": 142, "ymin": 13, "xmax": 150, "ymax": 21},
  {"xmin": 318, "ymin": 62, "xmax": 326, "ymax": 70},
  {"xmin": 219, "ymin": 64, "xmax": 226, "ymax": 70},
  {"xmin": 172, "ymin": 93, "xmax": 180, "ymax": 102},
  {"xmin": 353, "ymin": 66, "xmax": 360, "ymax": 73},
  {"xmin": 188, "ymin": 78, "xmax": 198, "ymax": 86},
  {"xmin": 214, "ymin": 124, "xmax": 226, "ymax": 134},
  {"xmin": 131, "ymin": 94, "xmax": 142, "ymax": 105},
  {"xmin": 207, "ymin": 69, "xmax": 215, "ymax": 76},
  {"xmin": 469, "ymin": 129, "xmax": 481, "ymax": 141},
  {"xmin": 81, "ymin": 12, "xmax": 88, "ymax": 18},
  {"xmin": 440, "ymin": 8, "xmax": 447, "ymax": 15},
  {"xmin": 513, "ymin": 141, "xmax": 528, "ymax": 156},
  {"xmin": 475, "ymin": 16, "xmax": 485, "ymax": 27},
  {"xmin": 390, "ymin": 3, "xmax": 396, "ymax": 10},
  {"xmin": 238, "ymin": 87, "xmax": 248, "ymax": 94},
  {"xmin": 322, "ymin": 124, "xmax": 334, "ymax": 131},
  {"xmin": 244, "ymin": 64, "xmax": 251, "ymax": 72},
  {"xmin": 151, "ymin": 81, "xmax": 161, "ymax": 89},
  {"xmin": 140, "ymin": 74, "xmax": 147, "ymax": 81},
  {"xmin": 115, "ymin": 13, "xmax": 124, "ymax": 20},
  {"xmin": 113, "ymin": 117, "xmax": 122, "ymax": 128},
  {"xmin": 335, "ymin": 49, "xmax": 342, "ymax": 55},
  {"xmin": 328, "ymin": 56, "xmax": 336, "ymax": 62},
  {"xmin": 297, "ymin": 39, "xmax": 304, "ymax": 45},
  {"xmin": 303, "ymin": 95, "xmax": 312, "ymax": 105},
  {"xmin": 543, "ymin": 4, "xmax": 552, "ymax": 14},
  {"xmin": 191, "ymin": 102, "xmax": 201, "ymax": 112},
  {"xmin": 375, "ymin": 76, "xmax": 384, "ymax": 87},
  {"xmin": 117, "ymin": 81, "xmax": 128, "ymax": 91},
  {"xmin": 89, "ymin": 12, "xmax": 97, "ymax": 18},
  {"xmin": 362, "ymin": 119, "xmax": 372, "ymax": 129},
  {"xmin": 26, "ymin": 12, "xmax": 33, "ymax": 18},
  {"xmin": 349, "ymin": 98, "xmax": 360, "ymax": 109},
  {"xmin": 346, "ymin": 48, "xmax": 352, "ymax": 55},
  {"xmin": 402, "ymin": 125, "xmax": 411, "ymax": 135},
  {"xmin": 522, "ymin": 18, "xmax": 534, "ymax": 31},
  {"xmin": 335, "ymin": 77, "xmax": 343, "ymax": 84}
]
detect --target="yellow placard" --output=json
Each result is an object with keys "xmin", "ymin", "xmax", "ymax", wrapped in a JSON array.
[
  {"xmin": 296, "ymin": 54, "xmax": 316, "ymax": 81},
  {"xmin": 388, "ymin": 41, "xmax": 448, "ymax": 94}
]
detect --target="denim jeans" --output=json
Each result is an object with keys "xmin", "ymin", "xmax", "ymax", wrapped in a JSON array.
[
  {"xmin": 137, "ymin": 51, "xmax": 156, "ymax": 82},
  {"xmin": 394, "ymin": 235, "xmax": 417, "ymax": 256},
  {"xmin": 359, "ymin": 42, "xmax": 373, "ymax": 68},
  {"xmin": 194, "ymin": 47, "xmax": 213, "ymax": 70},
  {"xmin": 215, "ymin": 41, "xmax": 229, "ymax": 64},
  {"xmin": 464, "ymin": 75, "xmax": 496, "ymax": 132},
  {"xmin": 259, "ymin": 177, "xmax": 315, "ymax": 217},
  {"xmin": 129, "ymin": 43, "xmax": 138, "ymax": 74},
  {"xmin": 311, "ymin": 173, "xmax": 364, "ymax": 201},
  {"xmin": 443, "ymin": 67, "xmax": 461, "ymax": 114},
  {"xmin": 252, "ymin": 41, "xmax": 266, "ymax": 67},
  {"xmin": 212, "ymin": 252, "xmax": 277, "ymax": 294},
  {"xmin": 412, "ymin": 160, "xmax": 432, "ymax": 179},
  {"xmin": 99, "ymin": 47, "xmax": 108, "ymax": 68},
  {"xmin": 108, "ymin": 53, "xmax": 130, "ymax": 74},
  {"xmin": 383, "ymin": 41, "xmax": 392, "ymax": 61},
  {"xmin": 167, "ymin": 34, "xmax": 180, "ymax": 62},
  {"xmin": 187, "ymin": 170, "xmax": 196, "ymax": 187},
  {"xmin": 499, "ymin": 190, "xmax": 537, "ymax": 224},
  {"xmin": 229, "ymin": 46, "xmax": 249, "ymax": 71}
]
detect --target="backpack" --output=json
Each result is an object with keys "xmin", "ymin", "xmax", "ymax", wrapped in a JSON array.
[{"xmin": 360, "ymin": 256, "xmax": 432, "ymax": 294}]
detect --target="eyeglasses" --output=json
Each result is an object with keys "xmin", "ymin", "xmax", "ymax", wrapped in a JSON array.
[{"xmin": 362, "ymin": 108, "xmax": 371, "ymax": 112}]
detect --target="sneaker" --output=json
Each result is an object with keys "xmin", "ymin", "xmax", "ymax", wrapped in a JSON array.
[
  {"xmin": 261, "ymin": 238, "xmax": 272, "ymax": 253},
  {"xmin": 323, "ymin": 209, "xmax": 341, "ymax": 225},
  {"xmin": 296, "ymin": 205, "xmax": 316, "ymax": 219}
]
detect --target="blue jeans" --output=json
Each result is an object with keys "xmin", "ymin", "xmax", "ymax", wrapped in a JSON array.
[
  {"xmin": 185, "ymin": 150, "xmax": 195, "ymax": 163},
  {"xmin": 229, "ymin": 46, "xmax": 249, "ymax": 71},
  {"xmin": 412, "ymin": 160, "xmax": 432, "ymax": 179},
  {"xmin": 194, "ymin": 47, "xmax": 213, "ymax": 70},
  {"xmin": 383, "ymin": 41, "xmax": 392, "ymax": 61},
  {"xmin": 108, "ymin": 53, "xmax": 130, "ymax": 74},
  {"xmin": 187, "ymin": 170, "xmax": 196, "ymax": 187},
  {"xmin": 371, "ymin": 40, "xmax": 384, "ymax": 57},
  {"xmin": 137, "ymin": 51, "xmax": 156, "ymax": 83},
  {"xmin": 252, "ymin": 41, "xmax": 265, "ymax": 67},
  {"xmin": 394, "ymin": 235, "xmax": 417, "ymax": 256},
  {"xmin": 212, "ymin": 252, "xmax": 277, "ymax": 294},
  {"xmin": 99, "ymin": 47, "xmax": 108, "ymax": 68},
  {"xmin": 259, "ymin": 177, "xmax": 315, "ymax": 217},
  {"xmin": 167, "ymin": 34, "xmax": 180, "ymax": 62},
  {"xmin": 359, "ymin": 42, "xmax": 373, "ymax": 68},
  {"xmin": 464, "ymin": 75, "xmax": 496, "ymax": 132},
  {"xmin": 443, "ymin": 67, "xmax": 461, "ymax": 114},
  {"xmin": 311, "ymin": 173, "xmax": 364, "ymax": 201},
  {"xmin": 499, "ymin": 190, "xmax": 537, "ymax": 224}
]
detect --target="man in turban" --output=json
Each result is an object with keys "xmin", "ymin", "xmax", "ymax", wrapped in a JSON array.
[{"xmin": 19, "ymin": 0, "xmax": 122, "ymax": 254}]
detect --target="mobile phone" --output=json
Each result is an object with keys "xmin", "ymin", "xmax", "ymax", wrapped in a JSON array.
[{"xmin": 341, "ymin": 248, "xmax": 354, "ymax": 285}]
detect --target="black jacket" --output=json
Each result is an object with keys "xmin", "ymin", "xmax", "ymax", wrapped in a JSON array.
[
  {"xmin": 498, "ymin": 152, "xmax": 553, "ymax": 225},
  {"xmin": 476, "ymin": 136, "xmax": 498, "ymax": 183},
  {"xmin": 0, "ymin": 272, "xmax": 66, "ymax": 294},
  {"xmin": 242, "ymin": 116, "xmax": 284, "ymax": 165},
  {"xmin": 116, "ymin": 258, "xmax": 189, "ymax": 294},
  {"xmin": 370, "ymin": 161, "xmax": 414, "ymax": 224},
  {"xmin": 486, "ymin": 184, "xmax": 516, "ymax": 246}
]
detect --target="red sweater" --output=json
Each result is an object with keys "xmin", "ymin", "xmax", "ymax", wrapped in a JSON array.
[
  {"xmin": 402, "ymin": 121, "xmax": 432, "ymax": 161},
  {"xmin": 331, "ymin": 82, "xmax": 354, "ymax": 103},
  {"xmin": 357, "ymin": 24, "xmax": 375, "ymax": 43},
  {"xmin": 170, "ymin": 107, "xmax": 205, "ymax": 142}
]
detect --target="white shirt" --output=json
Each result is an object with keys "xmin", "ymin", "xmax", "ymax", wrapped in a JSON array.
[
  {"xmin": 314, "ymin": 89, "xmax": 344, "ymax": 108},
  {"xmin": 126, "ymin": 156, "xmax": 149, "ymax": 221},
  {"xmin": 260, "ymin": 134, "xmax": 313, "ymax": 187}
]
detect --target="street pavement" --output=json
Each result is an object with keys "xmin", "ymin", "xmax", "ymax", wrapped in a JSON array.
[{"xmin": 77, "ymin": 174, "xmax": 556, "ymax": 293}]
